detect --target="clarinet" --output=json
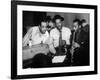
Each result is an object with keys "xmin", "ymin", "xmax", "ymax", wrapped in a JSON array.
[{"xmin": 70, "ymin": 30, "xmax": 76, "ymax": 65}]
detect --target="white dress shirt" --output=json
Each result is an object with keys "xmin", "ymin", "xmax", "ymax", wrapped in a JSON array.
[
  {"xmin": 50, "ymin": 26, "xmax": 71, "ymax": 48},
  {"xmin": 48, "ymin": 26, "xmax": 71, "ymax": 54},
  {"xmin": 23, "ymin": 26, "xmax": 49, "ymax": 47}
]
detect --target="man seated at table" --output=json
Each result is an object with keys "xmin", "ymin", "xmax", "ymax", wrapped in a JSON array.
[
  {"xmin": 23, "ymin": 19, "xmax": 50, "ymax": 47},
  {"xmin": 22, "ymin": 18, "xmax": 51, "ymax": 68}
]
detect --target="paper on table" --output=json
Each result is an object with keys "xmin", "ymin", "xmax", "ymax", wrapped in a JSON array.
[{"xmin": 52, "ymin": 55, "xmax": 66, "ymax": 63}]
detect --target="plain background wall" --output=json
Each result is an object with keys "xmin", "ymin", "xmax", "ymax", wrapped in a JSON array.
[
  {"xmin": 47, "ymin": 12, "xmax": 89, "ymax": 29},
  {"xmin": 0, "ymin": 0, "xmax": 99, "ymax": 80}
]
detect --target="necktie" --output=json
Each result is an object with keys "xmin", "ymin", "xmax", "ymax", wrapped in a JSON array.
[
  {"xmin": 58, "ymin": 30, "xmax": 62, "ymax": 55},
  {"xmin": 59, "ymin": 30, "xmax": 62, "ymax": 47}
]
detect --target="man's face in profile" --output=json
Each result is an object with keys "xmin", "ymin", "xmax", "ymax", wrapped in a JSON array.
[
  {"xmin": 48, "ymin": 21, "xmax": 54, "ymax": 28},
  {"xmin": 82, "ymin": 22, "xmax": 86, "ymax": 27},
  {"xmin": 73, "ymin": 22, "xmax": 79, "ymax": 31},
  {"xmin": 55, "ymin": 19, "xmax": 62, "ymax": 30},
  {"xmin": 40, "ymin": 22, "xmax": 47, "ymax": 34}
]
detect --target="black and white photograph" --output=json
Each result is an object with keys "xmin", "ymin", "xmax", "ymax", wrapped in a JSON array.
[
  {"xmin": 22, "ymin": 11, "xmax": 90, "ymax": 68},
  {"xmin": 11, "ymin": 1, "xmax": 97, "ymax": 79}
]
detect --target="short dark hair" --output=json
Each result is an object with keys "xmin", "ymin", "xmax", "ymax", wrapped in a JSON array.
[
  {"xmin": 81, "ymin": 19, "xmax": 86, "ymax": 24},
  {"xmin": 46, "ymin": 16, "xmax": 51, "ymax": 22},
  {"xmin": 39, "ymin": 17, "xmax": 47, "ymax": 25},
  {"xmin": 46, "ymin": 16, "xmax": 54, "ymax": 23},
  {"xmin": 73, "ymin": 19, "xmax": 81, "ymax": 25}
]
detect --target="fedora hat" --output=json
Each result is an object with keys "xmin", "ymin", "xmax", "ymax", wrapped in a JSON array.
[{"xmin": 53, "ymin": 15, "xmax": 64, "ymax": 22}]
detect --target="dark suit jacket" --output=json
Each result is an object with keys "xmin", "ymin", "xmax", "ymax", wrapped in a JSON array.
[{"xmin": 71, "ymin": 25, "xmax": 89, "ymax": 47}]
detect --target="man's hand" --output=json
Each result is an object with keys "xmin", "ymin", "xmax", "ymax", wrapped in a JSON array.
[
  {"xmin": 74, "ymin": 42, "xmax": 80, "ymax": 48},
  {"xmin": 61, "ymin": 40, "xmax": 66, "ymax": 46},
  {"xmin": 49, "ymin": 44, "xmax": 56, "ymax": 54}
]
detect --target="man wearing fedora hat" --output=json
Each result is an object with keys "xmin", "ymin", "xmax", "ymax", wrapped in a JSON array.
[{"xmin": 49, "ymin": 15, "xmax": 71, "ymax": 56}]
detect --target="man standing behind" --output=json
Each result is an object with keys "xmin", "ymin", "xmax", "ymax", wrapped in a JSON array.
[
  {"xmin": 46, "ymin": 16, "xmax": 55, "ymax": 33},
  {"xmin": 49, "ymin": 15, "xmax": 71, "ymax": 55}
]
